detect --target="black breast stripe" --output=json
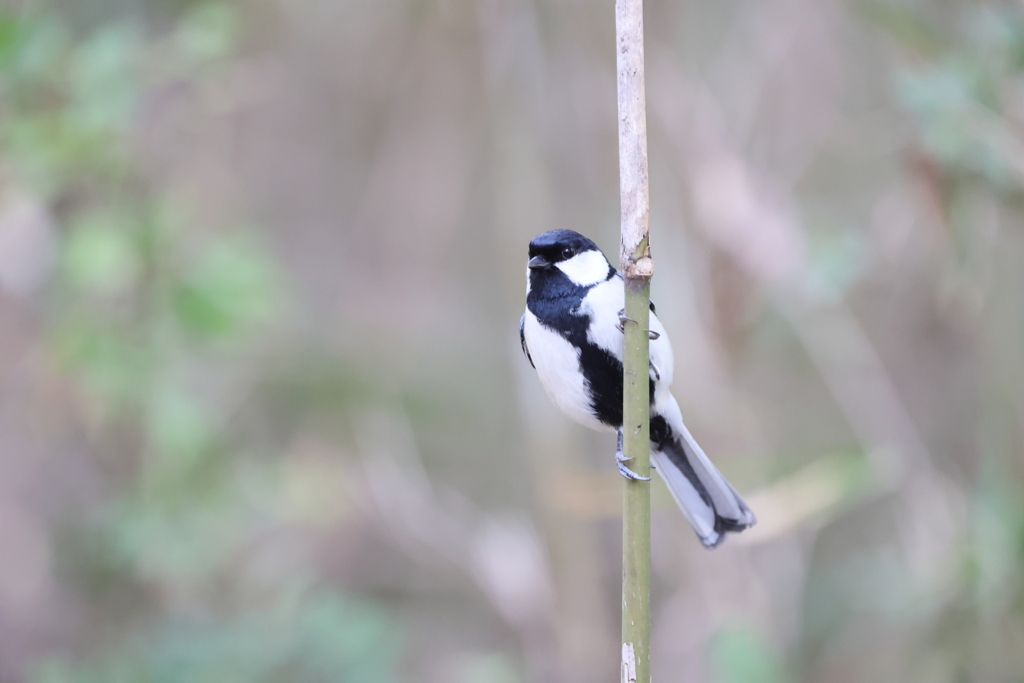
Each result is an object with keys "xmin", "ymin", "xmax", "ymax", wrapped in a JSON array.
[{"xmin": 527, "ymin": 270, "xmax": 656, "ymax": 429}]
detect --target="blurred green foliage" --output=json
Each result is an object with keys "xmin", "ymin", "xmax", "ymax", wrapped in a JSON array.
[
  {"xmin": 0, "ymin": 3, "xmax": 398, "ymax": 681},
  {"xmin": 35, "ymin": 592, "xmax": 394, "ymax": 683},
  {"xmin": 857, "ymin": 1, "xmax": 1024, "ymax": 677},
  {"xmin": 895, "ymin": 4, "xmax": 1024, "ymax": 190},
  {"xmin": 713, "ymin": 626, "xmax": 786, "ymax": 683}
]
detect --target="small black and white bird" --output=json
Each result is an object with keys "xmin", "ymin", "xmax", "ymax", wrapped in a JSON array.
[{"xmin": 520, "ymin": 229, "xmax": 755, "ymax": 548}]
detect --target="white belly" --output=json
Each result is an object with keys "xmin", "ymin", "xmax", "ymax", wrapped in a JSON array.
[{"xmin": 522, "ymin": 310, "xmax": 610, "ymax": 432}]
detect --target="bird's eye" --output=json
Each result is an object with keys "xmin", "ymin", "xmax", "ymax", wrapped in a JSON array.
[{"xmin": 562, "ymin": 247, "xmax": 574, "ymax": 259}]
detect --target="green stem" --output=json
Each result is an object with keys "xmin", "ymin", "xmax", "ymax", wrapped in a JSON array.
[
  {"xmin": 621, "ymin": 276, "xmax": 651, "ymax": 683},
  {"xmin": 615, "ymin": 0, "xmax": 651, "ymax": 676}
]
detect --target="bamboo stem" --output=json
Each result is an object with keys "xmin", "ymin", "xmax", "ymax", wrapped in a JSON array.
[
  {"xmin": 621, "ymin": 278, "xmax": 651, "ymax": 683},
  {"xmin": 615, "ymin": 0, "xmax": 652, "ymax": 680}
]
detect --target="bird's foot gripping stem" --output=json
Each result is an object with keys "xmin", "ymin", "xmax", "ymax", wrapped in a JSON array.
[
  {"xmin": 616, "ymin": 309, "xmax": 661, "ymax": 339},
  {"xmin": 615, "ymin": 429, "xmax": 651, "ymax": 481},
  {"xmin": 617, "ymin": 310, "xmax": 637, "ymax": 333}
]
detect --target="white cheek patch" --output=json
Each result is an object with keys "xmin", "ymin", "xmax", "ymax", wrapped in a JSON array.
[{"xmin": 556, "ymin": 250, "xmax": 612, "ymax": 287}]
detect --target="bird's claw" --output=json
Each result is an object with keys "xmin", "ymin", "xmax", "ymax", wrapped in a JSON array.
[
  {"xmin": 617, "ymin": 309, "xmax": 636, "ymax": 334},
  {"xmin": 616, "ymin": 450, "xmax": 651, "ymax": 481},
  {"xmin": 617, "ymin": 309, "xmax": 660, "ymax": 340},
  {"xmin": 649, "ymin": 361, "xmax": 661, "ymax": 382}
]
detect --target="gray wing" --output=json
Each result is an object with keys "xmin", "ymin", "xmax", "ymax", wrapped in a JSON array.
[{"xmin": 519, "ymin": 315, "xmax": 535, "ymax": 369}]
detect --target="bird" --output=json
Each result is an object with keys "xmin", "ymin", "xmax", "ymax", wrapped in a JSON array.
[{"xmin": 519, "ymin": 229, "xmax": 755, "ymax": 548}]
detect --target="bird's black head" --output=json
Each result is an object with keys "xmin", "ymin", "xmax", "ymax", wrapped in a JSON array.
[
  {"xmin": 526, "ymin": 230, "xmax": 614, "ymax": 291},
  {"xmin": 527, "ymin": 230, "xmax": 600, "ymax": 270}
]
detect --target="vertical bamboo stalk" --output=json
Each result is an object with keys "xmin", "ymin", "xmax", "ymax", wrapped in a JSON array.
[{"xmin": 616, "ymin": 0, "xmax": 652, "ymax": 681}]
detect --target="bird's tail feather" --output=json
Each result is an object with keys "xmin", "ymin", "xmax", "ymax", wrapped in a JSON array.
[{"xmin": 652, "ymin": 420, "xmax": 756, "ymax": 549}]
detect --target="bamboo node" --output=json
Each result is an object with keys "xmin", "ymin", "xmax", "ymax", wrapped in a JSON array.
[{"xmin": 623, "ymin": 256, "xmax": 654, "ymax": 280}]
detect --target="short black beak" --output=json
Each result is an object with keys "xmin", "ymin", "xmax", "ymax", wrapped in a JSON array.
[{"xmin": 528, "ymin": 255, "xmax": 551, "ymax": 270}]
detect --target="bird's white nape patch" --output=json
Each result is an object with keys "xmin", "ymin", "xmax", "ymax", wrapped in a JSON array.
[{"xmin": 556, "ymin": 249, "xmax": 611, "ymax": 287}]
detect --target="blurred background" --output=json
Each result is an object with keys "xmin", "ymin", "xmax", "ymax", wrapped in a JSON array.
[{"xmin": 0, "ymin": 0, "xmax": 1022, "ymax": 681}]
